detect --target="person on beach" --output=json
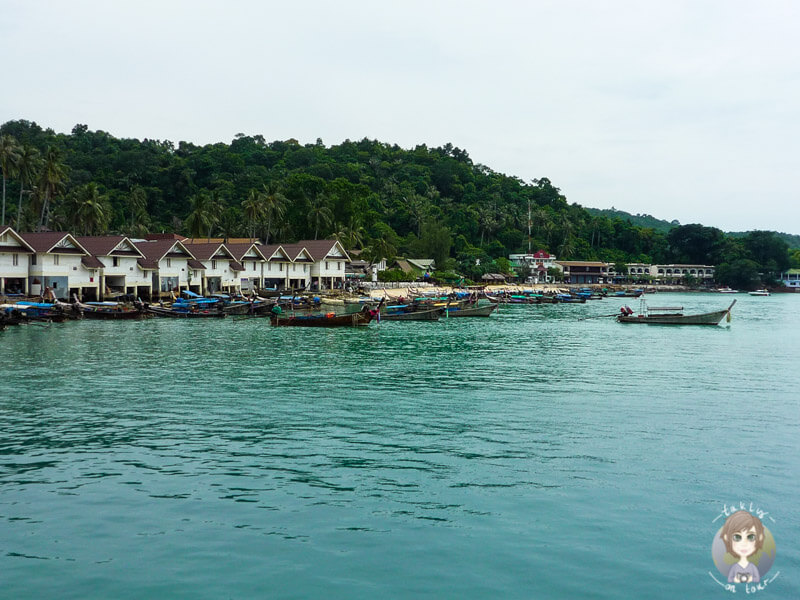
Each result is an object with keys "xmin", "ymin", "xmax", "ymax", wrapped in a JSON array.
[{"xmin": 721, "ymin": 511, "xmax": 765, "ymax": 583}]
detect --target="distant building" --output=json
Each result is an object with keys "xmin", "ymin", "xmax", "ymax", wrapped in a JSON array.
[
  {"xmin": 555, "ymin": 261, "xmax": 609, "ymax": 284},
  {"xmin": 509, "ymin": 250, "xmax": 556, "ymax": 283},
  {"xmin": 779, "ymin": 268, "xmax": 800, "ymax": 290}
]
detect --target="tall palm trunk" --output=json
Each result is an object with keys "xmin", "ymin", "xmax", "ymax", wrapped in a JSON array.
[{"xmin": 1, "ymin": 175, "xmax": 6, "ymax": 227}]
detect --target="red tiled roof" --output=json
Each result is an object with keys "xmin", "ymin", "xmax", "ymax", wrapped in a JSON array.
[
  {"xmin": 19, "ymin": 232, "xmax": 88, "ymax": 254},
  {"xmin": 182, "ymin": 242, "xmax": 231, "ymax": 261}
]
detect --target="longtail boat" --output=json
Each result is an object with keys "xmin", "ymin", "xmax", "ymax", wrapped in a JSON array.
[
  {"xmin": 269, "ymin": 301, "xmax": 382, "ymax": 327},
  {"xmin": 617, "ymin": 300, "xmax": 736, "ymax": 325},
  {"xmin": 444, "ymin": 303, "xmax": 498, "ymax": 317},
  {"xmin": 146, "ymin": 304, "xmax": 226, "ymax": 318},
  {"xmin": 381, "ymin": 307, "xmax": 443, "ymax": 321}
]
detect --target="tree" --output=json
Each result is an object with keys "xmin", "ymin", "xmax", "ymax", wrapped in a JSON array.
[
  {"xmin": 71, "ymin": 183, "xmax": 111, "ymax": 235},
  {"xmin": 185, "ymin": 191, "xmax": 215, "ymax": 240},
  {"xmin": 260, "ymin": 182, "xmax": 286, "ymax": 244},
  {"xmin": 127, "ymin": 186, "xmax": 148, "ymax": 234},
  {"xmin": 38, "ymin": 146, "xmax": 68, "ymax": 231},
  {"xmin": 242, "ymin": 189, "xmax": 263, "ymax": 241},
  {"xmin": 0, "ymin": 135, "xmax": 21, "ymax": 226},
  {"xmin": 307, "ymin": 193, "xmax": 333, "ymax": 240},
  {"xmin": 15, "ymin": 144, "xmax": 41, "ymax": 229}
]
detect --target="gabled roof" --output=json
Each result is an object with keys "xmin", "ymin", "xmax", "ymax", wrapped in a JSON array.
[
  {"xmin": 19, "ymin": 232, "xmax": 89, "ymax": 255},
  {"xmin": 75, "ymin": 236, "xmax": 145, "ymax": 258},
  {"xmin": 292, "ymin": 239, "xmax": 350, "ymax": 262},
  {"xmin": 257, "ymin": 244, "xmax": 293, "ymax": 262},
  {"xmin": 0, "ymin": 227, "xmax": 35, "ymax": 253},
  {"xmin": 134, "ymin": 239, "xmax": 195, "ymax": 269},
  {"xmin": 187, "ymin": 259, "xmax": 206, "ymax": 270},
  {"xmin": 278, "ymin": 243, "xmax": 314, "ymax": 263},
  {"xmin": 225, "ymin": 242, "xmax": 267, "ymax": 262},
  {"xmin": 230, "ymin": 261, "xmax": 245, "ymax": 272},
  {"xmin": 81, "ymin": 256, "xmax": 105, "ymax": 269},
  {"xmin": 407, "ymin": 258, "xmax": 435, "ymax": 271},
  {"xmin": 182, "ymin": 242, "xmax": 235, "ymax": 261}
]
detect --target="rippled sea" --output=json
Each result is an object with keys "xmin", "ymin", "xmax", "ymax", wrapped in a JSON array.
[{"xmin": 2, "ymin": 293, "xmax": 798, "ymax": 599}]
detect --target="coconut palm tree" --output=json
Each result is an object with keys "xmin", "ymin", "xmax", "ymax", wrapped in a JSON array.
[
  {"xmin": 185, "ymin": 191, "xmax": 214, "ymax": 241},
  {"xmin": 127, "ymin": 186, "xmax": 147, "ymax": 233},
  {"xmin": 0, "ymin": 135, "xmax": 21, "ymax": 227},
  {"xmin": 242, "ymin": 188, "xmax": 263, "ymax": 241},
  {"xmin": 260, "ymin": 182, "xmax": 287, "ymax": 244},
  {"xmin": 307, "ymin": 193, "xmax": 333, "ymax": 240},
  {"xmin": 15, "ymin": 145, "xmax": 41, "ymax": 229},
  {"xmin": 38, "ymin": 146, "xmax": 68, "ymax": 231},
  {"xmin": 74, "ymin": 183, "xmax": 111, "ymax": 235}
]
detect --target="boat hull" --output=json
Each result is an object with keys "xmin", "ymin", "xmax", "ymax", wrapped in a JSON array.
[
  {"xmin": 617, "ymin": 304, "xmax": 733, "ymax": 326},
  {"xmin": 445, "ymin": 304, "xmax": 498, "ymax": 317},
  {"xmin": 381, "ymin": 308, "xmax": 443, "ymax": 321},
  {"xmin": 270, "ymin": 311, "xmax": 373, "ymax": 327}
]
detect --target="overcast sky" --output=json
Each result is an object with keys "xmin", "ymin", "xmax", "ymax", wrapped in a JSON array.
[{"xmin": 3, "ymin": 0, "xmax": 799, "ymax": 233}]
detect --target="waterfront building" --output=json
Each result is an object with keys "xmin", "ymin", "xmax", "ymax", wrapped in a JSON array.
[
  {"xmin": 261, "ymin": 243, "xmax": 309, "ymax": 290},
  {"xmin": 224, "ymin": 243, "xmax": 268, "ymax": 293},
  {"xmin": 182, "ymin": 242, "xmax": 243, "ymax": 295},
  {"xmin": 75, "ymin": 236, "xmax": 151, "ymax": 300},
  {"xmin": 134, "ymin": 239, "xmax": 196, "ymax": 299},
  {"xmin": 651, "ymin": 264, "xmax": 715, "ymax": 285},
  {"xmin": 19, "ymin": 232, "xmax": 96, "ymax": 300},
  {"xmin": 0, "ymin": 227, "xmax": 35, "ymax": 296},
  {"xmin": 779, "ymin": 268, "xmax": 800, "ymax": 290},
  {"xmin": 555, "ymin": 261, "xmax": 610, "ymax": 284},
  {"xmin": 287, "ymin": 239, "xmax": 349, "ymax": 290},
  {"xmin": 509, "ymin": 250, "xmax": 557, "ymax": 283}
]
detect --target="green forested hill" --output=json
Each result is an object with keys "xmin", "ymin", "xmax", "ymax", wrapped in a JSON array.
[
  {"xmin": 0, "ymin": 119, "xmax": 794, "ymax": 285},
  {"xmin": 584, "ymin": 207, "xmax": 679, "ymax": 234}
]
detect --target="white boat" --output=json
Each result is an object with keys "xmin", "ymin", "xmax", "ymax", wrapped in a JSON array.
[
  {"xmin": 717, "ymin": 287, "xmax": 739, "ymax": 293},
  {"xmin": 749, "ymin": 289, "xmax": 770, "ymax": 296}
]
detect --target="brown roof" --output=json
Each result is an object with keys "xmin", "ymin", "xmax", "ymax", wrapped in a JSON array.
[
  {"xmin": 293, "ymin": 239, "xmax": 350, "ymax": 262},
  {"xmin": 145, "ymin": 233, "xmax": 187, "ymax": 241},
  {"xmin": 182, "ymin": 242, "xmax": 232, "ymax": 261},
  {"xmin": 19, "ymin": 232, "xmax": 88, "ymax": 255},
  {"xmin": 279, "ymin": 243, "xmax": 313, "ymax": 262},
  {"xmin": 76, "ymin": 236, "xmax": 144, "ymax": 258},
  {"xmin": 225, "ymin": 243, "xmax": 265, "ymax": 261},
  {"xmin": 187, "ymin": 259, "xmax": 206, "ymax": 270},
  {"xmin": 183, "ymin": 237, "xmax": 257, "ymax": 244},
  {"xmin": 230, "ymin": 261, "xmax": 245, "ymax": 271},
  {"xmin": 134, "ymin": 239, "xmax": 195, "ymax": 261},
  {"xmin": 81, "ymin": 256, "xmax": 105, "ymax": 269},
  {"xmin": 0, "ymin": 227, "xmax": 35, "ymax": 253}
]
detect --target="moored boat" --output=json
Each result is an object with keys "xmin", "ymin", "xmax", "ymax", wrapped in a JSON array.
[
  {"xmin": 269, "ymin": 304, "xmax": 377, "ymax": 327},
  {"xmin": 381, "ymin": 307, "xmax": 444, "ymax": 321},
  {"xmin": 748, "ymin": 289, "xmax": 770, "ymax": 296},
  {"xmin": 444, "ymin": 303, "xmax": 498, "ymax": 317},
  {"xmin": 617, "ymin": 300, "xmax": 736, "ymax": 325}
]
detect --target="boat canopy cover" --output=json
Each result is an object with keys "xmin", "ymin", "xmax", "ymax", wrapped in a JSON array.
[{"xmin": 182, "ymin": 290, "xmax": 203, "ymax": 298}]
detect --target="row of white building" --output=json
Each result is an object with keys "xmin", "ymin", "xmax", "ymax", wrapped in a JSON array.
[
  {"xmin": 509, "ymin": 250, "xmax": 717, "ymax": 285},
  {"xmin": 0, "ymin": 227, "xmax": 351, "ymax": 300}
]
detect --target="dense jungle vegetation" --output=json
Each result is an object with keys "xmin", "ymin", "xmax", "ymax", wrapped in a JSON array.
[{"xmin": 1, "ymin": 120, "xmax": 796, "ymax": 288}]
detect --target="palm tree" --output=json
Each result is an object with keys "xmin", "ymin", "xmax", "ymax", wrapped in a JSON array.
[
  {"xmin": 38, "ymin": 146, "xmax": 68, "ymax": 231},
  {"xmin": 74, "ymin": 183, "xmax": 111, "ymax": 235},
  {"xmin": 307, "ymin": 193, "xmax": 333, "ymax": 240},
  {"xmin": 242, "ymin": 189, "xmax": 263, "ymax": 241},
  {"xmin": 0, "ymin": 135, "xmax": 21, "ymax": 227},
  {"xmin": 15, "ymin": 145, "xmax": 41, "ymax": 229},
  {"xmin": 260, "ymin": 182, "xmax": 287, "ymax": 244},
  {"xmin": 127, "ymin": 186, "xmax": 147, "ymax": 233},
  {"xmin": 185, "ymin": 191, "xmax": 214, "ymax": 240}
]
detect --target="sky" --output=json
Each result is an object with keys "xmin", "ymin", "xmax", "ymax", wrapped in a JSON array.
[{"xmin": 3, "ymin": 0, "xmax": 799, "ymax": 234}]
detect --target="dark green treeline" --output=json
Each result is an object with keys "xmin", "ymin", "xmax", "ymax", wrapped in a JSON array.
[{"xmin": 0, "ymin": 120, "xmax": 794, "ymax": 288}]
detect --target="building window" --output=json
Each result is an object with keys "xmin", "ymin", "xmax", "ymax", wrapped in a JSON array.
[
  {"xmin": 12, "ymin": 253, "xmax": 18, "ymax": 266},
  {"xmin": 31, "ymin": 255, "xmax": 37, "ymax": 266},
  {"xmin": 212, "ymin": 260, "xmax": 217, "ymax": 269},
  {"xmin": 53, "ymin": 255, "xmax": 60, "ymax": 266},
  {"xmin": 279, "ymin": 263, "xmax": 283, "ymax": 271},
  {"xmin": 252, "ymin": 262, "xmax": 256, "ymax": 271},
  {"xmin": 113, "ymin": 257, "xmax": 119, "ymax": 267},
  {"xmin": 194, "ymin": 271, "xmax": 199, "ymax": 278},
  {"xmin": 326, "ymin": 261, "xmax": 330, "ymax": 269},
  {"xmin": 304, "ymin": 264, "xmax": 308, "ymax": 273},
  {"xmin": 338, "ymin": 261, "xmax": 341, "ymax": 270},
  {"xmin": 166, "ymin": 258, "xmax": 172, "ymax": 267}
]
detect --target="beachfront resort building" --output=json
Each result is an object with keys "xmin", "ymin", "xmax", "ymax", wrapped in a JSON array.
[
  {"xmin": 778, "ymin": 269, "xmax": 800, "ymax": 290},
  {"xmin": 509, "ymin": 250, "xmax": 557, "ymax": 283},
  {"xmin": 0, "ymin": 227, "xmax": 35, "ymax": 296},
  {"xmin": 555, "ymin": 261, "xmax": 610, "ymax": 284},
  {"xmin": 19, "ymin": 232, "xmax": 99, "ymax": 300},
  {"xmin": 182, "ymin": 242, "xmax": 244, "ymax": 295},
  {"xmin": 75, "ymin": 236, "xmax": 151, "ymax": 300},
  {"xmin": 134, "ymin": 239, "xmax": 196, "ymax": 299},
  {"xmin": 225, "ymin": 243, "xmax": 268, "ymax": 293},
  {"xmin": 294, "ymin": 239, "xmax": 350, "ymax": 290},
  {"xmin": 267, "ymin": 243, "xmax": 313, "ymax": 290}
]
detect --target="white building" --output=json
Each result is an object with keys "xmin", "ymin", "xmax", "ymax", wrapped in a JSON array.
[
  {"xmin": 19, "ymin": 232, "xmax": 97, "ymax": 300},
  {"xmin": 509, "ymin": 250, "xmax": 557, "ymax": 283},
  {"xmin": 274, "ymin": 243, "xmax": 316, "ymax": 290},
  {"xmin": 225, "ymin": 242, "xmax": 268, "ymax": 293},
  {"xmin": 182, "ymin": 242, "xmax": 244, "ymax": 295},
  {"xmin": 291, "ymin": 239, "xmax": 350, "ymax": 290},
  {"xmin": 134, "ymin": 239, "xmax": 196, "ymax": 299},
  {"xmin": 75, "ymin": 236, "xmax": 151, "ymax": 299},
  {"xmin": 0, "ymin": 227, "xmax": 35, "ymax": 296}
]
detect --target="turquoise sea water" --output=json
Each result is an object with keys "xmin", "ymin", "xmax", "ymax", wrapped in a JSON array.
[{"xmin": 1, "ymin": 293, "xmax": 798, "ymax": 599}]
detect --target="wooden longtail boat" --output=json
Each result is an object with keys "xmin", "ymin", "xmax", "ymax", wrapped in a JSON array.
[
  {"xmin": 381, "ymin": 307, "xmax": 444, "ymax": 321},
  {"xmin": 73, "ymin": 299, "xmax": 149, "ymax": 320},
  {"xmin": 617, "ymin": 300, "xmax": 736, "ymax": 325},
  {"xmin": 146, "ymin": 304, "xmax": 227, "ymax": 318},
  {"xmin": 445, "ymin": 303, "xmax": 498, "ymax": 317},
  {"xmin": 269, "ymin": 306, "xmax": 375, "ymax": 327}
]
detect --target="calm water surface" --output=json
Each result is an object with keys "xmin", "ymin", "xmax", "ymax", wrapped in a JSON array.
[{"xmin": 1, "ymin": 293, "xmax": 798, "ymax": 599}]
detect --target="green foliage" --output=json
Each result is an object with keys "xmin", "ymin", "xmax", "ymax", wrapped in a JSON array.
[
  {"xmin": 378, "ymin": 268, "xmax": 417, "ymax": 282},
  {"xmin": 0, "ymin": 119, "xmax": 792, "ymax": 284}
]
